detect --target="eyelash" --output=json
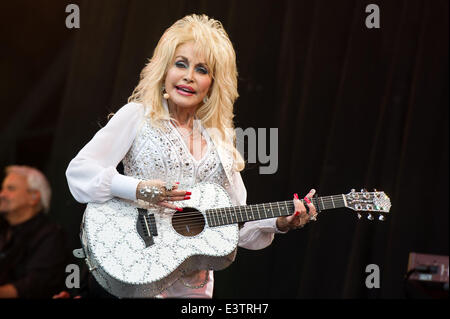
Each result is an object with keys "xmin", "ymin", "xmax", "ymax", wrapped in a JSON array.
[{"xmin": 175, "ymin": 61, "xmax": 208, "ymax": 75}]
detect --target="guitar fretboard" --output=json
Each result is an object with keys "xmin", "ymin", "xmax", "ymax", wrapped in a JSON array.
[{"xmin": 206, "ymin": 195, "xmax": 346, "ymax": 227}]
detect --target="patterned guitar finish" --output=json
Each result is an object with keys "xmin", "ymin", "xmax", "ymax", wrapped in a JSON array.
[{"xmin": 79, "ymin": 182, "xmax": 391, "ymax": 298}]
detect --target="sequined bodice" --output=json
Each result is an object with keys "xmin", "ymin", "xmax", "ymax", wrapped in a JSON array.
[{"xmin": 122, "ymin": 119, "xmax": 228, "ymax": 188}]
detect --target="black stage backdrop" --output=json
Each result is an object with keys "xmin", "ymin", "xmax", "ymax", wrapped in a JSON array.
[{"xmin": 1, "ymin": 0, "xmax": 448, "ymax": 299}]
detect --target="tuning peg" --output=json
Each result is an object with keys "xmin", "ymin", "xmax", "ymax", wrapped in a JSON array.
[
  {"xmin": 357, "ymin": 213, "xmax": 362, "ymax": 219},
  {"xmin": 367, "ymin": 214, "xmax": 374, "ymax": 220},
  {"xmin": 378, "ymin": 215, "xmax": 385, "ymax": 221},
  {"xmin": 362, "ymin": 188, "xmax": 370, "ymax": 199}
]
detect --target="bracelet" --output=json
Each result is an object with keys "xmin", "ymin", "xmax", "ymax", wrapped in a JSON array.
[
  {"xmin": 138, "ymin": 185, "xmax": 165, "ymax": 203},
  {"xmin": 180, "ymin": 271, "xmax": 210, "ymax": 289}
]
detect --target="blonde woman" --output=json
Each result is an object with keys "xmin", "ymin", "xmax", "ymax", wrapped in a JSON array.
[{"xmin": 66, "ymin": 14, "xmax": 317, "ymax": 298}]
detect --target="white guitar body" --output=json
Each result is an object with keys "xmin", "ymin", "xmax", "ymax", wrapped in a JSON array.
[
  {"xmin": 79, "ymin": 181, "xmax": 391, "ymax": 298},
  {"xmin": 80, "ymin": 182, "xmax": 238, "ymax": 298}
]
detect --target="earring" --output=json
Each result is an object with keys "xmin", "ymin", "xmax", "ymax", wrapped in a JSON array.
[
  {"xmin": 162, "ymin": 85, "xmax": 170, "ymax": 99},
  {"xmin": 203, "ymin": 96, "xmax": 209, "ymax": 104}
]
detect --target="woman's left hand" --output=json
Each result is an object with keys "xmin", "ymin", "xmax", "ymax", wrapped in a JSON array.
[{"xmin": 276, "ymin": 189, "xmax": 318, "ymax": 232}]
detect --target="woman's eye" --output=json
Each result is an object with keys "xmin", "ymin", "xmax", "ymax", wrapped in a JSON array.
[
  {"xmin": 196, "ymin": 66, "xmax": 208, "ymax": 74},
  {"xmin": 175, "ymin": 61, "xmax": 187, "ymax": 68}
]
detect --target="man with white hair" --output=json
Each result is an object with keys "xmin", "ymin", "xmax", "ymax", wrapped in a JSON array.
[{"xmin": 0, "ymin": 165, "xmax": 68, "ymax": 298}]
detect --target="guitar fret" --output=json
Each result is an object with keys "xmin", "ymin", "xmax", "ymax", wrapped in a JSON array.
[
  {"xmin": 207, "ymin": 211, "xmax": 213, "ymax": 227},
  {"xmin": 214, "ymin": 209, "xmax": 219, "ymax": 226},
  {"xmin": 249, "ymin": 206, "xmax": 256, "ymax": 221},
  {"xmin": 235, "ymin": 206, "xmax": 241, "ymax": 223},
  {"xmin": 280, "ymin": 201, "xmax": 288, "ymax": 216},
  {"xmin": 245, "ymin": 205, "xmax": 250, "ymax": 221},
  {"xmin": 208, "ymin": 210, "xmax": 214, "ymax": 227},
  {"xmin": 266, "ymin": 203, "xmax": 271, "ymax": 218},
  {"xmin": 222, "ymin": 208, "xmax": 228, "ymax": 225},
  {"xmin": 322, "ymin": 197, "xmax": 327, "ymax": 210},
  {"xmin": 266, "ymin": 203, "xmax": 274, "ymax": 218},
  {"xmin": 276, "ymin": 201, "xmax": 282, "ymax": 217},
  {"xmin": 224, "ymin": 208, "xmax": 230, "ymax": 225},
  {"xmin": 254, "ymin": 205, "xmax": 260, "ymax": 220},
  {"xmin": 269, "ymin": 203, "xmax": 275, "ymax": 217},
  {"xmin": 220, "ymin": 208, "xmax": 225, "ymax": 225},
  {"xmin": 240, "ymin": 206, "xmax": 246, "ymax": 223},
  {"xmin": 213, "ymin": 209, "xmax": 219, "ymax": 226},
  {"xmin": 313, "ymin": 198, "xmax": 320, "ymax": 212},
  {"xmin": 214, "ymin": 209, "xmax": 221, "ymax": 226},
  {"xmin": 229, "ymin": 208, "xmax": 236, "ymax": 224},
  {"xmin": 224, "ymin": 208, "xmax": 230, "ymax": 224},
  {"xmin": 341, "ymin": 194, "xmax": 347, "ymax": 208},
  {"xmin": 281, "ymin": 201, "xmax": 289, "ymax": 216}
]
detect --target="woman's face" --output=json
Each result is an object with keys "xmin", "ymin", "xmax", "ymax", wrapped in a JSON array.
[{"xmin": 164, "ymin": 42, "xmax": 212, "ymax": 111}]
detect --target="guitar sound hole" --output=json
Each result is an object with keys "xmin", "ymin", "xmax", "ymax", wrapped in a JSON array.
[{"xmin": 172, "ymin": 207, "xmax": 205, "ymax": 237}]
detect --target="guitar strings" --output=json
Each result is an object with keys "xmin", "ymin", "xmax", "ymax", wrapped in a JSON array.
[
  {"xmin": 153, "ymin": 197, "xmax": 348, "ymax": 228},
  {"xmin": 162, "ymin": 195, "xmax": 385, "ymax": 228},
  {"xmin": 168, "ymin": 206, "xmax": 386, "ymax": 228},
  {"xmin": 154, "ymin": 193, "xmax": 383, "ymax": 221},
  {"xmin": 161, "ymin": 197, "xmax": 345, "ymax": 221}
]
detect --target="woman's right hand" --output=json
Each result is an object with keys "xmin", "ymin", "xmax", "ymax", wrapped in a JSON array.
[{"xmin": 136, "ymin": 180, "xmax": 191, "ymax": 211}]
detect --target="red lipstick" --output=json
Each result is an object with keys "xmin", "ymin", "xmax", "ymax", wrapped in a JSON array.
[{"xmin": 176, "ymin": 85, "xmax": 196, "ymax": 96}]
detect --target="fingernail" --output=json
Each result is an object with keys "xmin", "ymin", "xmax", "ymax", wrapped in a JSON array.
[
  {"xmin": 185, "ymin": 191, "xmax": 192, "ymax": 195},
  {"xmin": 184, "ymin": 196, "xmax": 191, "ymax": 200},
  {"xmin": 304, "ymin": 197, "xmax": 311, "ymax": 204},
  {"xmin": 176, "ymin": 182, "xmax": 180, "ymax": 184},
  {"xmin": 294, "ymin": 193, "xmax": 299, "ymax": 200},
  {"xmin": 176, "ymin": 207, "xmax": 183, "ymax": 212},
  {"xmin": 294, "ymin": 211, "xmax": 300, "ymax": 216}
]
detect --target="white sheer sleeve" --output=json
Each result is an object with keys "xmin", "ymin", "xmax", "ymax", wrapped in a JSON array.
[
  {"xmin": 234, "ymin": 172, "xmax": 286, "ymax": 251},
  {"xmin": 65, "ymin": 102, "xmax": 144, "ymax": 203}
]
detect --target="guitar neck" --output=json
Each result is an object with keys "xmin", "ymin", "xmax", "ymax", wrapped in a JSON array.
[{"xmin": 206, "ymin": 195, "xmax": 346, "ymax": 227}]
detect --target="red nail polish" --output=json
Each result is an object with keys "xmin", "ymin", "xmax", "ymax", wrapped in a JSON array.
[
  {"xmin": 185, "ymin": 191, "xmax": 192, "ymax": 195},
  {"xmin": 184, "ymin": 196, "xmax": 191, "ymax": 200},
  {"xmin": 176, "ymin": 207, "xmax": 183, "ymax": 212},
  {"xmin": 294, "ymin": 193, "xmax": 299, "ymax": 200},
  {"xmin": 304, "ymin": 197, "xmax": 311, "ymax": 204},
  {"xmin": 295, "ymin": 211, "xmax": 300, "ymax": 216}
]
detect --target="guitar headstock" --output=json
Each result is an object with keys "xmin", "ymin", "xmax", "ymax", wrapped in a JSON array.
[{"xmin": 344, "ymin": 189, "xmax": 391, "ymax": 221}]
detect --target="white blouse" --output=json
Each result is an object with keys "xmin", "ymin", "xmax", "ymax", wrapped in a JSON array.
[{"xmin": 66, "ymin": 101, "xmax": 284, "ymax": 298}]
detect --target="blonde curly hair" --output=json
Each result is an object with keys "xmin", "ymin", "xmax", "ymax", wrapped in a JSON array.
[{"xmin": 128, "ymin": 14, "xmax": 244, "ymax": 171}]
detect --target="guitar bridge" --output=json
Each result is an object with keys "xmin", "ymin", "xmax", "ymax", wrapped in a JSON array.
[{"xmin": 137, "ymin": 208, "xmax": 158, "ymax": 247}]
